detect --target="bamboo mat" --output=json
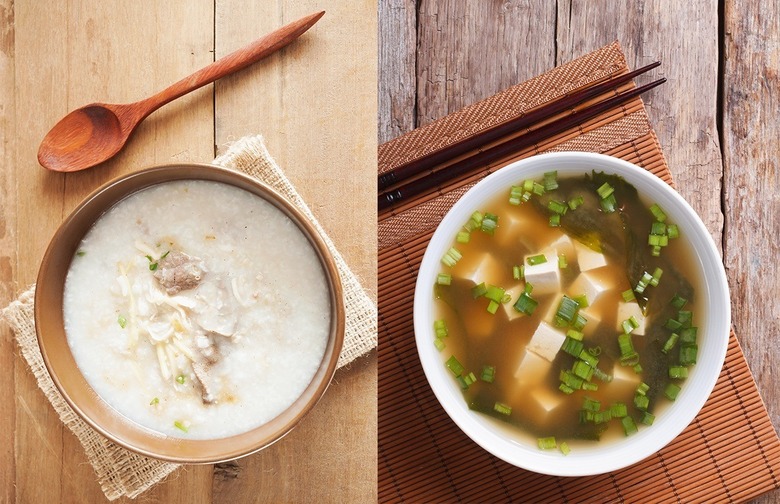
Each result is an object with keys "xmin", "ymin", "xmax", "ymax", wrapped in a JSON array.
[{"xmin": 378, "ymin": 41, "xmax": 780, "ymax": 503}]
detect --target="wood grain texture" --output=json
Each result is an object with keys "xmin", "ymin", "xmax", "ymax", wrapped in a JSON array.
[
  {"xmin": 378, "ymin": 1, "xmax": 780, "ymax": 502},
  {"xmin": 378, "ymin": 0, "xmax": 416, "ymax": 142},
  {"xmin": 722, "ymin": 7, "xmax": 780, "ymax": 504},
  {"xmin": 3, "ymin": 0, "xmax": 376, "ymax": 502}
]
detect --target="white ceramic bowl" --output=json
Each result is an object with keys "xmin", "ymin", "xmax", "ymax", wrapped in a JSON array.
[{"xmin": 414, "ymin": 152, "xmax": 730, "ymax": 476}]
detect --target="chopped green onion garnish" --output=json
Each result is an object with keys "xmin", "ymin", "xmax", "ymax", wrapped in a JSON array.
[
  {"xmin": 548, "ymin": 200, "xmax": 568, "ymax": 215},
  {"xmin": 572, "ymin": 293, "xmax": 588, "ymax": 308},
  {"xmin": 118, "ymin": 315, "xmax": 128, "ymax": 329},
  {"xmin": 559, "ymin": 383, "xmax": 575, "ymax": 394},
  {"xmin": 543, "ymin": 171, "xmax": 559, "ymax": 191},
  {"xmin": 680, "ymin": 327, "xmax": 698, "ymax": 346},
  {"xmin": 633, "ymin": 363, "xmax": 643, "ymax": 374},
  {"xmin": 583, "ymin": 397, "xmax": 601, "ymax": 412},
  {"xmin": 649, "ymin": 203, "xmax": 667, "ymax": 222},
  {"xmin": 436, "ymin": 273, "xmax": 452, "ymax": 285},
  {"xmin": 524, "ymin": 282, "xmax": 534, "ymax": 294},
  {"xmin": 649, "ymin": 267, "xmax": 663, "ymax": 287},
  {"xmin": 621, "ymin": 416, "xmax": 638, "ymax": 436},
  {"xmin": 456, "ymin": 231, "xmax": 471, "ymax": 243},
  {"xmin": 441, "ymin": 247, "xmax": 462, "ymax": 267},
  {"xmin": 572, "ymin": 360, "xmax": 594, "ymax": 381},
  {"xmin": 568, "ymin": 195, "xmax": 584, "ymax": 210},
  {"xmin": 174, "ymin": 420, "xmax": 189, "ymax": 433},
  {"xmin": 640, "ymin": 411, "xmax": 656, "ymax": 426},
  {"xmin": 587, "ymin": 346, "xmax": 602, "ymax": 356},
  {"xmin": 76, "ymin": 250, "xmax": 87, "ymax": 257},
  {"xmin": 555, "ymin": 296, "xmax": 580, "ymax": 325},
  {"xmin": 634, "ymin": 394, "xmax": 650, "ymax": 410},
  {"xmin": 485, "ymin": 285, "xmax": 505, "ymax": 303},
  {"xmin": 665, "ymin": 318, "xmax": 683, "ymax": 331},
  {"xmin": 558, "ymin": 254, "xmax": 568, "ymax": 269},
  {"xmin": 670, "ymin": 294, "xmax": 688, "ymax": 310},
  {"xmin": 501, "ymin": 293, "xmax": 512, "ymax": 303},
  {"xmin": 446, "ymin": 355, "xmax": 465, "ymax": 376},
  {"xmin": 434, "ymin": 319, "xmax": 448, "ymax": 338},
  {"xmin": 527, "ymin": 254, "xmax": 547, "ymax": 265},
  {"xmin": 560, "ymin": 370, "xmax": 585, "ymax": 390},
  {"xmin": 596, "ymin": 182, "xmax": 615, "ymax": 199},
  {"xmin": 549, "ymin": 214, "xmax": 561, "ymax": 227},
  {"xmin": 176, "ymin": 374, "xmax": 186, "ymax": 385},
  {"xmin": 513, "ymin": 292, "xmax": 538, "ymax": 316},
  {"xmin": 578, "ymin": 349, "xmax": 598, "ymax": 368},
  {"xmin": 566, "ymin": 329, "xmax": 584, "ymax": 341},
  {"xmin": 433, "ymin": 339, "xmax": 446, "ymax": 351},
  {"xmin": 621, "ymin": 319, "xmax": 635, "ymax": 335},
  {"xmin": 464, "ymin": 372, "xmax": 477, "ymax": 386},
  {"xmin": 610, "ymin": 403, "xmax": 628, "ymax": 418},
  {"xmin": 680, "ymin": 344, "xmax": 698, "ymax": 366},
  {"xmin": 481, "ymin": 213, "xmax": 498, "ymax": 235},
  {"xmin": 537, "ymin": 436, "xmax": 557, "ymax": 450},
  {"xmin": 651, "ymin": 221, "xmax": 667, "ymax": 235},
  {"xmin": 559, "ymin": 442, "xmax": 571, "ymax": 456},
  {"xmin": 494, "ymin": 402, "xmax": 512, "ymax": 416},
  {"xmin": 509, "ymin": 186, "xmax": 524, "ymax": 205},
  {"xmin": 599, "ymin": 193, "xmax": 618, "ymax": 213},
  {"xmin": 573, "ymin": 313, "xmax": 588, "ymax": 330},
  {"xmin": 512, "ymin": 265, "xmax": 521, "ymax": 280},
  {"xmin": 662, "ymin": 333, "xmax": 679, "ymax": 354},
  {"xmin": 150, "ymin": 397, "xmax": 159, "ymax": 406},
  {"xmin": 532, "ymin": 182, "xmax": 545, "ymax": 196},
  {"xmin": 669, "ymin": 366, "xmax": 689, "ymax": 379},
  {"xmin": 582, "ymin": 381, "xmax": 599, "ymax": 391},
  {"xmin": 678, "ymin": 311, "xmax": 693, "ymax": 328},
  {"xmin": 562, "ymin": 337, "xmax": 584, "ymax": 357},
  {"xmin": 486, "ymin": 300, "xmax": 500, "ymax": 314},
  {"xmin": 481, "ymin": 365, "xmax": 496, "ymax": 383},
  {"xmin": 667, "ymin": 224, "xmax": 680, "ymax": 239},
  {"xmin": 471, "ymin": 282, "xmax": 488, "ymax": 298},
  {"xmin": 636, "ymin": 382, "xmax": 650, "ymax": 395},
  {"xmin": 456, "ymin": 376, "xmax": 469, "ymax": 390},
  {"xmin": 664, "ymin": 383, "xmax": 681, "ymax": 400},
  {"xmin": 593, "ymin": 366, "xmax": 612, "ymax": 383}
]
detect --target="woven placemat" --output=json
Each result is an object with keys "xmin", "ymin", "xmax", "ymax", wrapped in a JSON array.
[
  {"xmin": 1, "ymin": 135, "xmax": 377, "ymax": 500},
  {"xmin": 378, "ymin": 42, "xmax": 780, "ymax": 503}
]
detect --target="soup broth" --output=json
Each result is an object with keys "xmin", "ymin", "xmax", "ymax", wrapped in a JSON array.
[{"xmin": 432, "ymin": 172, "xmax": 702, "ymax": 448}]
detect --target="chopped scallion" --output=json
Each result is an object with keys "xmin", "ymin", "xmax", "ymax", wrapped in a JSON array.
[
  {"xmin": 680, "ymin": 344, "xmax": 698, "ymax": 366},
  {"xmin": 558, "ymin": 254, "xmax": 568, "ymax": 269},
  {"xmin": 669, "ymin": 366, "xmax": 689, "ymax": 379},
  {"xmin": 486, "ymin": 300, "xmax": 500, "ymax": 314},
  {"xmin": 559, "ymin": 442, "xmax": 571, "ymax": 455},
  {"xmin": 512, "ymin": 265, "xmax": 521, "ymax": 280},
  {"xmin": 436, "ymin": 273, "xmax": 452, "ymax": 286},
  {"xmin": 568, "ymin": 195, "xmax": 584, "ymax": 210},
  {"xmin": 548, "ymin": 200, "xmax": 568, "ymax": 215},
  {"xmin": 481, "ymin": 213, "xmax": 499, "ymax": 235},
  {"xmin": 481, "ymin": 365, "xmax": 496, "ymax": 383},
  {"xmin": 471, "ymin": 282, "xmax": 488, "ymax": 298},
  {"xmin": 118, "ymin": 315, "xmax": 128, "ymax": 329},
  {"xmin": 543, "ymin": 171, "xmax": 559, "ymax": 191},
  {"xmin": 527, "ymin": 254, "xmax": 547, "ymax": 265},
  {"xmin": 670, "ymin": 294, "xmax": 688, "ymax": 310},
  {"xmin": 485, "ymin": 285, "xmax": 506, "ymax": 303},
  {"xmin": 649, "ymin": 203, "xmax": 667, "ymax": 222},
  {"xmin": 667, "ymin": 224, "xmax": 680, "ymax": 239},
  {"xmin": 433, "ymin": 338, "xmax": 446, "ymax": 351},
  {"xmin": 583, "ymin": 397, "xmax": 601, "ymax": 412},
  {"xmin": 664, "ymin": 383, "xmax": 681, "ymax": 401},
  {"xmin": 176, "ymin": 375, "xmax": 186, "ymax": 385},
  {"xmin": 554, "ymin": 295, "xmax": 580, "ymax": 325},
  {"xmin": 150, "ymin": 397, "xmax": 159, "ymax": 406},
  {"xmin": 621, "ymin": 416, "xmax": 638, "ymax": 436},
  {"xmin": 640, "ymin": 411, "xmax": 656, "ymax": 426},
  {"xmin": 537, "ymin": 436, "xmax": 557, "ymax": 450},
  {"xmin": 662, "ymin": 333, "xmax": 679, "ymax": 354},
  {"xmin": 494, "ymin": 402, "xmax": 512, "ymax": 416},
  {"xmin": 610, "ymin": 402, "xmax": 628, "ymax": 418},
  {"xmin": 549, "ymin": 214, "xmax": 561, "ymax": 227},
  {"xmin": 446, "ymin": 355, "xmax": 465, "ymax": 376},
  {"xmin": 513, "ymin": 292, "xmax": 538, "ymax": 316},
  {"xmin": 174, "ymin": 420, "xmax": 189, "ymax": 433},
  {"xmin": 434, "ymin": 320, "xmax": 448, "ymax": 339},
  {"xmin": 456, "ymin": 231, "xmax": 471, "ymax": 243},
  {"xmin": 634, "ymin": 394, "xmax": 650, "ymax": 410},
  {"xmin": 441, "ymin": 247, "xmax": 462, "ymax": 267}
]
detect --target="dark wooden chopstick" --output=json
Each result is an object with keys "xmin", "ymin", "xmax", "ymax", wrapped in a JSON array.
[
  {"xmin": 378, "ymin": 76, "xmax": 666, "ymax": 211},
  {"xmin": 378, "ymin": 61, "xmax": 662, "ymax": 192}
]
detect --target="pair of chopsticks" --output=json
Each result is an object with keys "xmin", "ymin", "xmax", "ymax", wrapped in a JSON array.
[{"xmin": 378, "ymin": 62, "xmax": 665, "ymax": 211}]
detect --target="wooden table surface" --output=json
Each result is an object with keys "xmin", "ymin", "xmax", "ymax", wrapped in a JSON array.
[
  {"xmin": 1, "ymin": 1, "xmax": 376, "ymax": 503},
  {"xmin": 379, "ymin": 1, "xmax": 779, "ymax": 503}
]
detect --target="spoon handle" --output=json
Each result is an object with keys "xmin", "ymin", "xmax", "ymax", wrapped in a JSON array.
[{"xmin": 137, "ymin": 10, "xmax": 325, "ymax": 118}]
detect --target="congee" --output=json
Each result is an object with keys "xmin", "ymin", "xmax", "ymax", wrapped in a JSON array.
[
  {"xmin": 432, "ymin": 171, "xmax": 702, "ymax": 453},
  {"xmin": 63, "ymin": 179, "xmax": 330, "ymax": 439}
]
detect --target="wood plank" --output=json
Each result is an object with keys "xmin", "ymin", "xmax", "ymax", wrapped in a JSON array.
[
  {"xmin": 721, "ymin": 4, "xmax": 780, "ymax": 504},
  {"xmin": 378, "ymin": 0, "xmax": 417, "ymax": 143},
  {"xmin": 212, "ymin": 1, "xmax": 377, "ymax": 501},
  {"xmin": 10, "ymin": 1, "xmax": 215, "ymax": 502},
  {"xmin": 556, "ymin": 0, "xmax": 723, "ymax": 242},
  {"xmin": 0, "ymin": 0, "xmax": 16, "ymax": 501},
  {"xmin": 414, "ymin": 0, "xmax": 558, "ymax": 130}
]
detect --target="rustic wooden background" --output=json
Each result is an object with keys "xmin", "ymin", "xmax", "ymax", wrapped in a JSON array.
[
  {"xmin": 379, "ymin": 0, "xmax": 779, "ymax": 502},
  {"xmin": 0, "ymin": 0, "xmax": 376, "ymax": 502}
]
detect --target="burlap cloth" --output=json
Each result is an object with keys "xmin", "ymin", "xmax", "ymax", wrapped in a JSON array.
[{"xmin": 0, "ymin": 135, "xmax": 377, "ymax": 500}]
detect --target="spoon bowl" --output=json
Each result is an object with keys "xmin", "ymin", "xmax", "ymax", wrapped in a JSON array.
[{"xmin": 37, "ymin": 10, "xmax": 325, "ymax": 173}]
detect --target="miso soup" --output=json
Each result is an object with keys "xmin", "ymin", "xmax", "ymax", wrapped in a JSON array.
[{"xmin": 432, "ymin": 171, "xmax": 702, "ymax": 451}]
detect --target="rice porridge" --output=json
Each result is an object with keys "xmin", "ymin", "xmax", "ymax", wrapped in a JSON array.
[{"xmin": 63, "ymin": 179, "xmax": 331, "ymax": 439}]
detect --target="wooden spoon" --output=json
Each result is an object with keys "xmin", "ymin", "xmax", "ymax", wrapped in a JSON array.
[{"xmin": 38, "ymin": 10, "xmax": 325, "ymax": 172}]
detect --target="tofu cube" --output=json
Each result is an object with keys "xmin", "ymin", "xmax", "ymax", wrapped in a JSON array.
[
  {"xmin": 514, "ymin": 349, "xmax": 551, "ymax": 385},
  {"xmin": 530, "ymin": 386, "xmax": 565, "ymax": 415},
  {"xmin": 577, "ymin": 308, "xmax": 602, "ymax": 336},
  {"xmin": 527, "ymin": 321, "xmax": 565, "ymax": 362},
  {"xmin": 573, "ymin": 241, "xmax": 608, "ymax": 271},
  {"xmin": 611, "ymin": 363, "xmax": 641, "ymax": 396},
  {"xmin": 458, "ymin": 254, "xmax": 506, "ymax": 286},
  {"xmin": 617, "ymin": 301, "xmax": 646, "ymax": 336},
  {"xmin": 523, "ymin": 255, "xmax": 560, "ymax": 294},
  {"xmin": 569, "ymin": 272, "xmax": 611, "ymax": 307},
  {"xmin": 543, "ymin": 234, "xmax": 576, "ymax": 261}
]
